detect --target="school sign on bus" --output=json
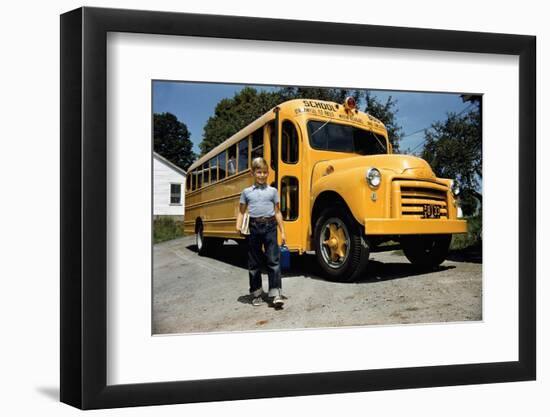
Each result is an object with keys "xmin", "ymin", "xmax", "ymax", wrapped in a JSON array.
[{"xmin": 184, "ymin": 97, "xmax": 467, "ymax": 282}]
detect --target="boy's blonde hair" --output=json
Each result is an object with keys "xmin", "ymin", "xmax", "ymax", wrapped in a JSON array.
[{"xmin": 251, "ymin": 157, "xmax": 269, "ymax": 171}]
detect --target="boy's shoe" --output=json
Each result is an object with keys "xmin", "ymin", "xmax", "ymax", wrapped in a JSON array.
[
  {"xmin": 273, "ymin": 295, "xmax": 284, "ymax": 308},
  {"xmin": 252, "ymin": 296, "xmax": 264, "ymax": 306}
]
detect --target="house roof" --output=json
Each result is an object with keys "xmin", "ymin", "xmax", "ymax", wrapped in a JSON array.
[{"xmin": 153, "ymin": 152, "xmax": 187, "ymax": 176}]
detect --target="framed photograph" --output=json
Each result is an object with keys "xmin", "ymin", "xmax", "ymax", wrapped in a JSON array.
[
  {"xmin": 152, "ymin": 80, "xmax": 483, "ymax": 335},
  {"xmin": 60, "ymin": 6, "xmax": 536, "ymax": 409}
]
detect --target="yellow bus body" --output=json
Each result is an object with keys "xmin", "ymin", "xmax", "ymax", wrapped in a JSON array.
[{"xmin": 184, "ymin": 98, "xmax": 467, "ymax": 279}]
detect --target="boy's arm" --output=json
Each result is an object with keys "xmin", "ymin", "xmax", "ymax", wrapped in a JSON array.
[
  {"xmin": 274, "ymin": 203, "xmax": 286, "ymax": 245},
  {"xmin": 236, "ymin": 203, "xmax": 247, "ymax": 232}
]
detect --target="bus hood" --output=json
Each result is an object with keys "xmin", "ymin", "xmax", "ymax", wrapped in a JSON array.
[{"xmin": 315, "ymin": 154, "xmax": 436, "ymax": 179}]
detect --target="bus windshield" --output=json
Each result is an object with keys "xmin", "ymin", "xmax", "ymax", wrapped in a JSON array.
[{"xmin": 307, "ymin": 120, "xmax": 387, "ymax": 155}]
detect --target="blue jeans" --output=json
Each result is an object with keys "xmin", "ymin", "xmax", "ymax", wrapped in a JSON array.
[{"xmin": 248, "ymin": 219, "xmax": 282, "ymax": 297}]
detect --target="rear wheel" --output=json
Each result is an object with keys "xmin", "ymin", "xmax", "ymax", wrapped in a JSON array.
[
  {"xmin": 196, "ymin": 223, "xmax": 208, "ymax": 256},
  {"xmin": 401, "ymin": 234, "xmax": 451, "ymax": 268},
  {"xmin": 196, "ymin": 223, "xmax": 223, "ymax": 256},
  {"xmin": 313, "ymin": 206, "xmax": 369, "ymax": 282}
]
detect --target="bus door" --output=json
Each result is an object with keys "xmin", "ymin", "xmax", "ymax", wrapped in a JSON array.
[{"xmin": 276, "ymin": 119, "xmax": 302, "ymax": 251}]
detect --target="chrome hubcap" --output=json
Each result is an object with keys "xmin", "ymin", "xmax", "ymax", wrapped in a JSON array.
[{"xmin": 320, "ymin": 217, "xmax": 350, "ymax": 268}]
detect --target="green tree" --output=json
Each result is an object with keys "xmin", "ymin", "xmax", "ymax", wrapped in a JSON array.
[
  {"xmin": 154, "ymin": 112, "xmax": 196, "ymax": 170},
  {"xmin": 363, "ymin": 91, "xmax": 404, "ymax": 153},
  {"xmin": 200, "ymin": 87, "xmax": 284, "ymax": 155},
  {"xmin": 421, "ymin": 106, "xmax": 482, "ymax": 216}
]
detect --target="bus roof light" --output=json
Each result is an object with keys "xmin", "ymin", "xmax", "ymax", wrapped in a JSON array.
[{"xmin": 344, "ymin": 96, "xmax": 356, "ymax": 112}]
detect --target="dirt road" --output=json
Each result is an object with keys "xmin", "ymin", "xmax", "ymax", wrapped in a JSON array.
[{"xmin": 153, "ymin": 236, "xmax": 482, "ymax": 334}]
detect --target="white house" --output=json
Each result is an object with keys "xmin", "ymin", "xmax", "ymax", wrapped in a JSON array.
[{"xmin": 153, "ymin": 152, "xmax": 187, "ymax": 219}]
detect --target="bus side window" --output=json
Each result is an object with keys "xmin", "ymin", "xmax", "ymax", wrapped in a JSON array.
[
  {"xmin": 228, "ymin": 145, "xmax": 237, "ymax": 176},
  {"xmin": 238, "ymin": 138, "xmax": 249, "ymax": 172},
  {"xmin": 196, "ymin": 168, "xmax": 202, "ymax": 189},
  {"xmin": 282, "ymin": 120, "xmax": 299, "ymax": 164},
  {"xmin": 202, "ymin": 163, "xmax": 209, "ymax": 185},
  {"xmin": 281, "ymin": 176, "xmax": 299, "ymax": 220},
  {"xmin": 218, "ymin": 152, "xmax": 226, "ymax": 180},
  {"xmin": 251, "ymin": 128, "xmax": 264, "ymax": 158},
  {"xmin": 210, "ymin": 157, "xmax": 218, "ymax": 183},
  {"xmin": 186, "ymin": 173, "xmax": 192, "ymax": 192}
]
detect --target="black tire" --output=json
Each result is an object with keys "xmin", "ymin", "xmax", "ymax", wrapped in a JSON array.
[
  {"xmin": 401, "ymin": 234, "xmax": 451, "ymax": 268},
  {"xmin": 196, "ymin": 223, "xmax": 223, "ymax": 256},
  {"xmin": 313, "ymin": 205, "xmax": 370, "ymax": 282}
]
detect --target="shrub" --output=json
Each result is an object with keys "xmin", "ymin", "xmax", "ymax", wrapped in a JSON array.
[
  {"xmin": 450, "ymin": 215, "xmax": 482, "ymax": 250},
  {"xmin": 153, "ymin": 217, "xmax": 185, "ymax": 244}
]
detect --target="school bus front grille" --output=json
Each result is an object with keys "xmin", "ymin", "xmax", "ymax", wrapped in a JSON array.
[{"xmin": 392, "ymin": 180, "xmax": 449, "ymax": 219}]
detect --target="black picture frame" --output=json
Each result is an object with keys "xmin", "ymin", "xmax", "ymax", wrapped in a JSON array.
[{"xmin": 60, "ymin": 6, "xmax": 536, "ymax": 410}]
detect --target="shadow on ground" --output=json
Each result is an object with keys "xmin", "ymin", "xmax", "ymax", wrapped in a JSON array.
[
  {"xmin": 187, "ymin": 241, "xmax": 456, "ymax": 284},
  {"xmin": 187, "ymin": 242, "xmax": 248, "ymax": 269},
  {"xmin": 236, "ymin": 293, "xmax": 289, "ymax": 307},
  {"xmin": 447, "ymin": 244, "xmax": 482, "ymax": 264},
  {"xmin": 36, "ymin": 386, "xmax": 59, "ymax": 401},
  {"xmin": 290, "ymin": 254, "xmax": 455, "ymax": 284}
]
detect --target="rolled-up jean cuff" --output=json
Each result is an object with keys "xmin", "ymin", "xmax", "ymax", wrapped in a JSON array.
[
  {"xmin": 268, "ymin": 288, "xmax": 281, "ymax": 297},
  {"xmin": 250, "ymin": 288, "xmax": 263, "ymax": 298}
]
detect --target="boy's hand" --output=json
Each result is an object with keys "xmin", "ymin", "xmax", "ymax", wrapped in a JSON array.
[{"xmin": 280, "ymin": 232, "xmax": 287, "ymax": 246}]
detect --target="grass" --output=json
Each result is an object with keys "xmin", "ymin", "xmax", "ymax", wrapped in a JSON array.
[
  {"xmin": 450, "ymin": 215, "xmax": 482, "ymax": 250},
  {"xmin": 153, "ymin": 217, "xmax": 185, "ymax": 244}
]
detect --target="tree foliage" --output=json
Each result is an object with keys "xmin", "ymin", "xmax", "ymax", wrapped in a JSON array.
[
  {"xmin": 421, "ymin": 106, "xmax": 482, "ymax": 215},
  {"xmin": 200, "ymin": 87, "xmax": 282, "ymax": 155},
  {"xmin": 363, "ymin": 91, "xmax": 404, "ymax": 153},
  {"xmin": 154, "ymin": 112, "xmax": 196, "ymax": 170},
  {"xmin": 199, "ymin": 87, "xmax": 401, "ymax": 156}
]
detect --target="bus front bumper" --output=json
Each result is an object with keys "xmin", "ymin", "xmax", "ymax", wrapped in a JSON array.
[{"xmin": 364, "ymin": 218, "xmax": 468, "ymax": 235}]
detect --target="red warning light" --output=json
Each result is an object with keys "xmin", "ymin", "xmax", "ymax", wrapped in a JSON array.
[{"xmin": 344, "ymin": 96, "xmax": 356, "ymax": 111}]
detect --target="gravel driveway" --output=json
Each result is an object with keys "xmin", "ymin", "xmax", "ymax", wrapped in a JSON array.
[{"xmin": 153, "ymin": 236, "xmax": 482, "ymax": 334}]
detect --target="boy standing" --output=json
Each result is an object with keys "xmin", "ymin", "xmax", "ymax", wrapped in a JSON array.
[{"xmin": 236, "ymin": 157, "xmax": 286, "ymax": 308}]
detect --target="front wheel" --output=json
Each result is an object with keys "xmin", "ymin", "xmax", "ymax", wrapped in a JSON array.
[
  {"xmin": 400, "ymin": 234, "xmax": 451, "ymax": 268},
  {"xmin": 313, "ymin": 206, "xmax": 369, "ymax": 282}
]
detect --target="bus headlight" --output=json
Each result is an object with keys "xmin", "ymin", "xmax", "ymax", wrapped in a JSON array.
[
  {"xmin": 366, "ymin": 168, "xmax": 381, "ymax": 188},
  {"xmin": 451, "ymin": 180, "xmax": 460, "ymax": 196}
]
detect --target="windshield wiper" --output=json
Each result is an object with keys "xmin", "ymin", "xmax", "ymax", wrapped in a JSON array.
[
  {"xmin": 309, "ymin": 120, "xmax": 331, "ymax": 137},
  {"xmin": 372, "ymin": 132, "xmax": 387, "ymax": 153}
]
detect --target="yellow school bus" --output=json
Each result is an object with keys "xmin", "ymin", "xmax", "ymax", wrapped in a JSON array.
[{"xmin": 184, "ymin": 98, "xmax": 467, "ymax": 281}]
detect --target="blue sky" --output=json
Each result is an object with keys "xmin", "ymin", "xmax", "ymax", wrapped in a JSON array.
[{"xmin": 152, "ymin": 81, "xmax": 474, "ymax": 155}]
